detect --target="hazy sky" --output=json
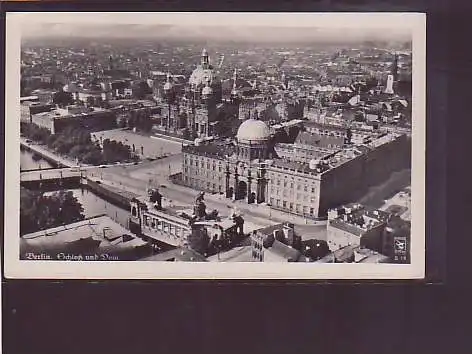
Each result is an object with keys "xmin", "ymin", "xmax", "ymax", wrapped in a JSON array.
[{"xmin": 14, "ymin": 13, "xmax": 418, "ymax": 42}]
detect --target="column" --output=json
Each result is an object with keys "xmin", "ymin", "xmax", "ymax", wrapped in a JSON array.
[
  {"xmin": 225, "ymin": 165, "xmax": 231, "ymax": 198},
  {"xmin": 256, "ymin": 178, "xmax": 262, "ymax": 204},
  {"xmin": 247, "ymin": 170, "xmax": 252, "ymax": 204},
  {"xmin": 233, "ymin": 166, "xmax": 239, "ymax": 200}
]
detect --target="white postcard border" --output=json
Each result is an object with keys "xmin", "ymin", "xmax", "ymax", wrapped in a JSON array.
[{"xmin": 4, "ymin": 12, "xmax": 426, "ymax": 279}]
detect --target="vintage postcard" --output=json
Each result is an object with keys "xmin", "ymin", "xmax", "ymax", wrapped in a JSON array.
[{"xmin": 4, "ymin": 12, "xmax": 426, "ymax": 279}]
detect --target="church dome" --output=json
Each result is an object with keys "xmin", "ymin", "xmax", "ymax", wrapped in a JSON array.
[
  {"xmin": 189, "ymin": 67, "xmax": 215, "ymax": 87},
  {"xmin": 236, "ymin": 119, "xmax": 271, "ymax": 142}
]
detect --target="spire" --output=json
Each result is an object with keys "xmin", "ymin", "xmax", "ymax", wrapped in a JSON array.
[
  {"xmin": 108, "ymin": 55, "xmax": 114, "ymax": 70},
  {"xmin": 201, "ymin": 48, "xmax": 209, "ymax": 68},
  {"xmin": 231, "ymin": 68, "xmax": 239, "ymax": 98},
  {"xmin": 232, "ymin": 68, "xmax": 237, "ymax": 90}
]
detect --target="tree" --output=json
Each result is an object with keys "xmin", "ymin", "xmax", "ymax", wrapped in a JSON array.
[
  {"xmin": 263, "ymin": 233, "xmax": 275, "ymax": 248},
  {"xmin": 188, "ymin": 227, "xmax": 210, "ymax": 255},
  {"xmin": 53, "ymin": 190, "xmax": 85, "ymax": 225},
  {"xmin": 20, "ymin": 188, "xmax": 85, "ymax": 235},
  {"xmin": 301, "ymin": 240, "xmax": 330, "ymax": 261},
  {"xmin": 82, "ymin": 149, "xmax": 103, "ymax": 165},
  {"xmin": 53, "ymin": 91, "xmax": 74, "ymax": 107}
]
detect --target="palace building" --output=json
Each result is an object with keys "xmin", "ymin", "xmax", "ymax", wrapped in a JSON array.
[{"xmin": 181, "ymin": 117, "xmax": 410, "ymax": 219}]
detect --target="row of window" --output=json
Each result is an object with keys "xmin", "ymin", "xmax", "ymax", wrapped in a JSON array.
[
  {"xmin": 184, "ymin": 168, "xmax": 223, "ymax": 181},
  {"xmin": 269, "ymin": 198, "xmax": 315, "ymax": 215},
  {"xmin": 270, "ymin": 189, "xmax": 317, "ymax": 203},
  {"xmin": 271, "ymin": 180, "xmax": 317, "ymax": 193},
  {"xmin": 184, "ymin": 155, "xmax": 223, "ymax": 172},
  {"xmin": 269, "ymin": 173, "xmax": 316, "ymax": 185},
  {"xmin": 184, "ymin": 176, "xmax": 223, "ymax": 193},
  {"xmin": 307, "ymin": 128, "xmax": 344, "ymax": 137},
  {"xmin": 237, "ymin": 147, "xmax": 265, "ymax": 160},
  {"xmin": 142, "ymin": 214, "xmax": 185, "ymax": 239}
]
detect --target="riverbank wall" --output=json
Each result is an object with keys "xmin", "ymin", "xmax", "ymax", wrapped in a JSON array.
[{"xmin": 84, "ymin": 178, "xmax": 133, "ymax": 210}]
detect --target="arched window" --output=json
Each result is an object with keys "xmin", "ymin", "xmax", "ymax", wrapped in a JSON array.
[{"xmin": 131, "ymin": 206, "xmax": 137, "ymax": 217}]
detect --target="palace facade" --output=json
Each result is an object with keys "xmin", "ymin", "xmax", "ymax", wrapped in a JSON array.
[{"xmin": 181, "ymin": 118, "xmax": 410, "ymax": 219}]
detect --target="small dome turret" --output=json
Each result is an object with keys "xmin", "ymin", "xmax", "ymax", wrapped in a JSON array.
[
  {"xmin": 202, "ymin": 78, "xmax": 213, "ymax": 98},
  {"xmin": 163, "ymin": 72, "xmax": 173, "ymax": 91}
]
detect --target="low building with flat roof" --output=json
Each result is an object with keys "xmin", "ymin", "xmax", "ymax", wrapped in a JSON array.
[
  {"xmin": 31, "ymin": 106, "xmax": 117, "ymax": 134},
  {"xmin": 327, "ymin": 203, "xmax": 390, "ymax": 252}
]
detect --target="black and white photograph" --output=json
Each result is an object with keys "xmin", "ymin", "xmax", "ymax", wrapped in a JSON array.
[{"xmin": 4, "ymin": 12, "xmax": 426, "ymax": 278}]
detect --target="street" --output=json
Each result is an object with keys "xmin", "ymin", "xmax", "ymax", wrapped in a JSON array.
[{"xmin": 86, "ymin": 158, "xmax": 327, "ymax": 239}]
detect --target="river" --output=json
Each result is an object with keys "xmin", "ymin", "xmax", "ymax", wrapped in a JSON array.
[
  {"xmin": 21, "ymin": 149, "xmax": 130, "ymax": 225},
  {"xmin": 20, "ymin": 148, "xmax": 54, "ymax": 171},
  {"xmin": 47, "ymin": 188, "xmax": 131, "ymax": 228}
]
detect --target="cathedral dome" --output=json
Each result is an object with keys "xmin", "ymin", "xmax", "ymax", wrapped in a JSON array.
[
  {"xmin": 236, "ymin": 119, "xmax": 271, "ymax": 143},
  {"xmin": 189, "ymin": 67, "xmax": 215, "ymax": 87}
]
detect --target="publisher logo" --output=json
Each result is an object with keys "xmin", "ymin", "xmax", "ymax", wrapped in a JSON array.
[{"xmin": 393, "ymin": 236, "xmax": 408, "ymax": 263}]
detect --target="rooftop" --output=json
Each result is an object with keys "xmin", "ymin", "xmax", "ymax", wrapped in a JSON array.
[
  {"xmin": 182, "ymin": 142, "xmax": 234, "ymax": 159},
  {"xmin": 265, "ymin": 239, "xmax": 302, "ymax": 262},
  {"xmin": 316, "ymin": 245, "xmax": 389, "ymax": 263},
  {"xmin": 329, "ymin": 205, "xmax": 390, "ymax": 236},
  {"xmin": 295, "ymin": 131, "xmax": 344, "ymax": 149},
  {"xmin": 21, "ymin": 215, "xmax": 149, "ymax": 258},
  {"xmin": 136, "ymin": 197, "xmax": 194, "ymax": 221},
  {"xmin": 271, "ymin": 159, "xmax": 320, "ymax": 175}
]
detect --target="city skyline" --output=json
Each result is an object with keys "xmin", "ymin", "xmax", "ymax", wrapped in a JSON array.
[{"xmin": 17, "ymin": 12, "xmax": 414, "ymax": 43}]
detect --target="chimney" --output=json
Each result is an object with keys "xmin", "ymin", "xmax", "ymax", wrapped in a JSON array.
[
  {"xmin": 283, "ymin": 224, "xmax": 295, "ymax": 245},
  {"xmin": 273, "ymin": 230, "xmax": 279, "ymax": 240}
]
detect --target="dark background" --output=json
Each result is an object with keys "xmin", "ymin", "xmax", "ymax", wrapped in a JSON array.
[{"xmin": 2, "ymin": 0, "xmax": 465, "ymax": 353}]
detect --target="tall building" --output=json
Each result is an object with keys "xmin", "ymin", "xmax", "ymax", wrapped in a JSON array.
[
  {"xmin": 391, "ymin": 53, "xmax": 399, "ymax": 82},
  {"xmin": 385, "ymin": 75, "xmax": 395, "ymax": 95}
]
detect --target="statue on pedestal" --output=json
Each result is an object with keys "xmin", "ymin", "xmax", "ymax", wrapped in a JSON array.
[{"xmin": 148, "ymin": 188, "xmax": 162, "ymax": 210}]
